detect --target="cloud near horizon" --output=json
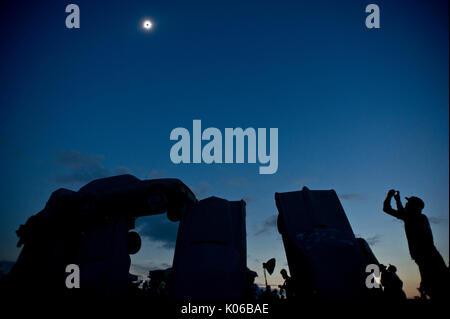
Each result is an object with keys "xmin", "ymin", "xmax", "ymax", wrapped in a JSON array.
[
  {"xmin": 365, "ymin": 234, "xmax": 382, "ymax": 246},
  {"xmin": 53, "ymin": 150, "xmax": 133, "ymax": 185},
  {"xmin": 339, "ymin": 193, "xmax": 366, "ymax": 201},
  {"xmin": 130, "ymin": 262, "xmax": 172, "ymax": 278},
  {"xmin": 136, "ymin": 214, "xmax": 179, "ymax": 249},
  {"xmin": 255, "ymin": 214, "xmax": 277, "ymax": 236},
  {"xmin": 428, "ymin": 216, "xmax": 448, "ymax": 225}
]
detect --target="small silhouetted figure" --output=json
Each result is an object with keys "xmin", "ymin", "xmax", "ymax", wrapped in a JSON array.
[
  {"xmin": 279, "ymin": 269, "xmax": 294, "ymax": 299},
  {"xmin": 383, "ymin": 189, "xmax": 448, "ymax": 300},
  {"xmin": 379, "ymin": 264, "xmax": 406, "ymax": 300},
  {"xmin": 245, "ymin": 268, "xmax": 259, "ymax": 300}
]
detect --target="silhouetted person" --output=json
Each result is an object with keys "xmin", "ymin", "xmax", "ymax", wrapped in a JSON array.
[
  {"xmin": 383, "ymin": 189, "xmax": 448, "ymax": 300},
  {"xmin": 245, "ymin": 268, "xmax": 259, "ymax": 300},
  {"xmin": 279, "ymin": 269, "xmax": 294, "ymax": 299},
  {"xmin": 379, "ymin": 264, "xmax": 406, "ymax": 301}
]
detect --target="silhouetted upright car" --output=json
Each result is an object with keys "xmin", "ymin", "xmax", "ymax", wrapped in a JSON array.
[
  {"xmin": 171, "ymin": 197, "xmax": 247, "ymax": 300},
  {"xmin": 1, "ymin": 174, "xmax": 196, "ymax": 298},
  {"xmin": 276, "ymin": 187, "xmax": 378, "ymax": 300}
]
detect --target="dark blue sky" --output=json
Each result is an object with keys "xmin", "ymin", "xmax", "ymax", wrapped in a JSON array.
[{"xmin": 1, "ymin": 0, "xmax": 448, "ymax": 297}]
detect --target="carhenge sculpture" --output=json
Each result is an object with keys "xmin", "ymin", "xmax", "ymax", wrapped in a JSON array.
[
  {"xmin": 2, "ymin": 174, "xmax": 196, "ymax": 298},
  {"xmin": 1, "ymin": 174, "xmax": 248, "ymax": 300},
  {"xmin": 276, "ymin": 187, "xmax": 380, "ymax": 300}
]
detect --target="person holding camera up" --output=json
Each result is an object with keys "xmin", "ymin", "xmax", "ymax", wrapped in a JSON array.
[{"xmin": 383, "ymin": 189, "xmax": 448, "ymax": 300}]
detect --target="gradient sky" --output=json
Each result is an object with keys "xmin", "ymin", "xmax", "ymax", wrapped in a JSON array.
[{"xmin": 0, "ymin": 0, "xmax": 448, "ymax": 298}]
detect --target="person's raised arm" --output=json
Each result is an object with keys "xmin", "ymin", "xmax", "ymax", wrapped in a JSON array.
[
  {"xmin": 383, "ymin": 189, "xmax": 405, "ymax": 219},
  {"xmin": 394, "ymin": 191, "xmax": 405, "ymax": 215}
]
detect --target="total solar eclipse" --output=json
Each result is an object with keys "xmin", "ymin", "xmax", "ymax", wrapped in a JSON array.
[{"xmin": 142, "ymin": 19, "xmax": 152, "ymax": 30}]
